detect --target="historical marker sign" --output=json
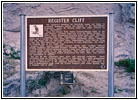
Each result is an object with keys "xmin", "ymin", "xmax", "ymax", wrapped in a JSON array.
[{"xmin": 26, "ymin": 15, "xmax": 109, "ymax": 71}]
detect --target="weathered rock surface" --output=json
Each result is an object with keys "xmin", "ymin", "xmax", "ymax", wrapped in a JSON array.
[
  {"xmin": 3, "ymin": 3, "xmax": 135, "ymax": 60},
  {"xmin": 3, "ymin": 3, "xmax": 135, "ymax": 97}
]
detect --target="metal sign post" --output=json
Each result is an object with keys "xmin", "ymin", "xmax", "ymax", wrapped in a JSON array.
[
  {"xmin": 20, "ymin": 14, "xmax": 26, "ymax": 97},
  {"xmin": 108, "ymin": 13, "xmax": 115, "ymax": 97}
]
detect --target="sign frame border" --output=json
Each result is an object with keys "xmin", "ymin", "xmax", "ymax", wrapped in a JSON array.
[{"xmin": 25, "ymin": 15, "xmax": 109, "ymax": 71}]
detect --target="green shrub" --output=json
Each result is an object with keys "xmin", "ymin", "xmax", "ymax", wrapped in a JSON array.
[
  {"xmin": 59, "ymin": 87, "xmax": 69, "ymax": 95},
  {"xmin": 38, "ymin": 72, "xmax": 50, "ymax": 86},
  {"xmin": 4, "ymin": 45, "xmax": 20, "ymax": 59},
  {"xmin": 115, "ymin": 59, "xmax": 135, "ymax": 73},
  {"xmin": 91, "ymin": 87, "xmax": 97, "ymax": 93},
  {"xmin": 10, "ymin": 47, "xmax": 20, "ymax": 59},
  {"xmin": 38, "ymin": 79, "xmax": 47, "ymax": 86}
]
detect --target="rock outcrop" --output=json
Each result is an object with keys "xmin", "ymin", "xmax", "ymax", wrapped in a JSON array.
[
  {"xmin": 3, "ymin": 3, "xmax": 135, "ymax": 61},
  {"xmin": 3, "ymin": 3, "xmax": 135, "ymax": 97}
]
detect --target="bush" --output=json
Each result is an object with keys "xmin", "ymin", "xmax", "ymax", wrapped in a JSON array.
[
  {"xmin": 3, "ymin": 44, "xmax": 20, "ymax": 59},
  {"xmin": 91, "ymin": 87, "xmax": 97, "ymax": 93},
  {"xmin": 59, "ymin": 87, "xmax": 69, "ymax": 95},
  {"xmin": 38, "ymin": 79, "xmax": 47, "ymax": 86},
  {"xmin": 115, "ymin": 59, "xmax": 135, "ymax": 73},
  {"xmin": 10, "ymin": 47, "xmax": 20, "ymax": 59},
  {"xmin": 38, "ymin": 72, "xmax": 50, "ymax": 86}
]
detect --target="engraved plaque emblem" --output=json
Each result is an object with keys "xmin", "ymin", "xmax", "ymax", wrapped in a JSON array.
[{"xmin": 30, "ymin": 24, "xmax": 43, "ymax": 37}]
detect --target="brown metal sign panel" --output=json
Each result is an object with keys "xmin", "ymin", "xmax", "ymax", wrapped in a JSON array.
[{"xmin": 26, "ymin": 15, "xmax": 109, "ymax": 71}]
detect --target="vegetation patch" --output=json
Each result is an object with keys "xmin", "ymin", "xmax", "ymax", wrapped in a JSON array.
[
  {"xmin": 59, "ymin": 87, "xmax": 69, "ymax": 95},
  {"xmin": 26, "ymin": 80, "xmax": 39, "ymax": 93},
  {"xmin": 3, "ymin": 43, "xmax": 20, "ymax": 59},
  {"xmin": 10, "ymin": 47, "xmax": 20, "ymax": 59},
  {"xmin": 38, "ymin": 72, "xmax": 50, "ymax": 86},
  {"xmin": 115, "ymin": 59, "xmax": 135, "ymax": 73},
  {"xmin": 91, "ymin": 87, "xmax": 97, "ymax": 93},
  {"xmin": 38, "ymin": 79, "xmax": 47, "ymax": 86},
  {"xmin": 114, "ymin": 86, "xmax": 123, "ymax": 93}
]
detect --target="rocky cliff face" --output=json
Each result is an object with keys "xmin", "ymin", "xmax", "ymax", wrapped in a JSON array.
[
  {"xmin": 3, "ymin": 3, "xmax": 135, "ymax": 97},
  {"xmin": 3, "ymin": 3, "xmax": 135, "ymax": 61}
]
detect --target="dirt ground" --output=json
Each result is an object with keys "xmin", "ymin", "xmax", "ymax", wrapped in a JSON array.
[
  {"xmin": 3, "ymin": 58, "xmax": 135, "ymax": 97},
  {"xmin": 62, "ymin": 66, "xmax": 135, "ymax": 97}
]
